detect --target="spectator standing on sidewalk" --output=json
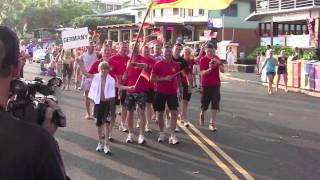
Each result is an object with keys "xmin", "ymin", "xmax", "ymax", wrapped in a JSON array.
[
  {"xmin": 261, "ymin": 50, "xmax": 278, "ymax": 95},
  {"xmin": 276, "ymin": 50, "xmax": 288, "ymax": 92},
  {"xmin": 199, "ymin": 44, "xmax": 224, "ymax": 132},
  {"xmin": 227, "ymin": 46, "xmax": 235, "ymax": 72}
]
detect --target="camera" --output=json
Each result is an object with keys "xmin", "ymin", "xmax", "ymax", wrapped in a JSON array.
[{"xmin": 7, "ymin": 77, "xmax": 66, "ymax": 127}]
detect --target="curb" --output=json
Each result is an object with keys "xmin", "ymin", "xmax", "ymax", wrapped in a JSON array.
[{"xmin": 221, "ymin": 75, "xmax": 320, "ymax": 98}]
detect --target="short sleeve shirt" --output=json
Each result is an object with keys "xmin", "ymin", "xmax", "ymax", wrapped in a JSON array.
[
  {"xmin": 152, "ymin": 60, "xmax": 180, "ymax": 94},
  {"xmin": 81, "ymin": 52, "xmax": 97, "ymax": 72},
  {"xmin": 200, "ymin": 55, "xmax": 223, "ymax": 87},
  {"xmin": 126, "ymin": 55, "xmax": 149, "ymax": 93}
]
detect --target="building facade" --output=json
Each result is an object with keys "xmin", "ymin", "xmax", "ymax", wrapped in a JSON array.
[
  {"xmin": 99, "ymin": 0, "xmax": 259, "ymax": 55},
  {"xmin": 246, "ymin": 0, "xmax": 320, "ymax": 49}
]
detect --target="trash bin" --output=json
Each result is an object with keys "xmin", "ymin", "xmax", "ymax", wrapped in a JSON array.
[
  {"xmin": 287, "ymin": 61, "xmax": 294, "ymax": 87},
  {"xmin": 303, "ymin": 60, "xmax": 318, "ymax": 90},
  {"xmin": 314, "ymin": 61, "xmax": 320, "ymax": 92},
  {"xmin": 292, "ymin": 60, "xmax": 301, "ymax": 88}
]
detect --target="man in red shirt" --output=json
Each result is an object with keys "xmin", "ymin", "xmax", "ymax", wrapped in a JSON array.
[
  {"xmin": 122, "ymin": 43, "xmax": 149, "ymax": 144},
  {"xmin": 110, "ymin": 42, "xmax": 130, "ymax": 132},
  {"xmin": 151, "ymin": 44, "xmax": 182, "ymax": 145},
  {"xmin": 199, "ymin": 44, "xmax": 224, "ymax": 132},
  {"xmin": 141, "ymin": 45, "xmax": 156, "ymax": 132}
]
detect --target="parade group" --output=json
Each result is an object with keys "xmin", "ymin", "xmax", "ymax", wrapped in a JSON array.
[{"xmin": 19, "ymin": 39, "xmax": 225, "ymax": 155}]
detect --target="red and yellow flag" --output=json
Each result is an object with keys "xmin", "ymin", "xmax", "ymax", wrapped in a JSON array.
[{"xmin": 152, "ymin": 0, "xmax": 233, "ymax": 10}]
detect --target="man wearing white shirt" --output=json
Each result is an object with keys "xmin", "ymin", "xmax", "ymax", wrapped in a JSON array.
[{"xmin": 80, "ymin": 42, "xmax": 97, "ymax": 120}]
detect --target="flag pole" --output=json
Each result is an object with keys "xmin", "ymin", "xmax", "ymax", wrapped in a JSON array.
[{"xmin": 129, "ymin": 2, "xmax": 153, "ymax": 62}]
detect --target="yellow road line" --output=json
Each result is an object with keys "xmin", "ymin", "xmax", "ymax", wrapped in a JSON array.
[
  {"xmin": 188, "ymin": 123, "xmax": 255, "ymax": 180},
  {"xmin": 178, "ymin": 121, "xmax": 239, "ymax": 180}
]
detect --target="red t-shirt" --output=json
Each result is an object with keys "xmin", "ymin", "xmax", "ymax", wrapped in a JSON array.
[
  {"xmin": 152, "ymin": 60, "xmax": 180, "ymax": 94},
  {"xmin": 200, "ymin": 55, "xmax": 223, "ymax": 87},
  {"xmin": 126, "ymin": 55, "xmax": 150, "ymax": 93},
  {"xmin": 144, "ymin": 56, "xmax": 156, "ymax": 89},
  {"xmin": 88, "ymin": 59, "xmax": 118, "ymax": 80},
  {"xmin": 110, "ymin": 54, "xmax": 129, "ymax": 84}
]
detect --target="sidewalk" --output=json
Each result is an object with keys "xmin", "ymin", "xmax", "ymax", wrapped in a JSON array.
[{"xmin": 221, "ymin": 72, "xmax": 320, "ymax": 98}]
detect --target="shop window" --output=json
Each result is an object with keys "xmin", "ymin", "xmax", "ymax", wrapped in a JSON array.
[
  {"xmin": 199, "ymin": 9, "xmax": 204, "ymax": 16},
  {"xmin": 173, "ymin": 8, "xmax": 179, "ymax": 15},
  {"xmin": 180, "ymin": 8, "xmax": 185, "ymax": 17},
  {"xmin": 221, "ymin": 4, "xmax": 238, "ymax": 17},
  {"xmin": 161, "ymin": 9, "xmax": 164, "ymax": 16},
  {"xmin": 188, "ymin": 9, "xmax": 193, "ymax": 16},
  {"xmin": 138, "ymin": 11, "xmax": 142, "ymax": 19},
  {"xmin": 250, "ymin": 2, "xmax": 256, "ymax": 13}
]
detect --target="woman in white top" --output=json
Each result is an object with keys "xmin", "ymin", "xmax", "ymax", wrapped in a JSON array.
[{"xmin": 227, "ymin": 46, "xmax": 235, "ymax": 72}]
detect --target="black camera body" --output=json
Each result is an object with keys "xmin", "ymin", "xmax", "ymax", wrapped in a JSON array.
[{"xmin": 7, "ymin": 77, "xmax": 66, "ymax": 127}]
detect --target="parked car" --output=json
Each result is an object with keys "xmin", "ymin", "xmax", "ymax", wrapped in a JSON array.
[{"xmin": 33, "ymin": 49, "xmax": 50, "ymax": 63}]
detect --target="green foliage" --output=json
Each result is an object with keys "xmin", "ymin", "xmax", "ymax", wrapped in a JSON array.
[
  {"xmin": 51, "ymin": 2, "xmax": 94, "ymax": 26},
  {"xmin": 247, "ymin": 45, "xmax": 295, "ymax": 59},
  {"xmin": 302, "ymin": 50, "xmax": 318, "ymax": 60},
  {"xmin": 121, "ymin": 0, "xmax": 131, "ymax": 8},
  {"xmin": 71, "ymin": 16, "xmax": 131, "ymax": 30},
  {"xmin": 1, "ymin": 0, "xmax": 94, "ymax": 33},
  {"xmin": 21, "ymin": 6, "xmax": 57, "ymax": 29}
]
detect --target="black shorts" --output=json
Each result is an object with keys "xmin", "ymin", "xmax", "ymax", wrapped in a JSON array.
[
  {"xmin": 62, "ymin": 64, "xmax": 73, "ymax": 78},
  {"xmin": 153, "ymin": 92, "xmax": 179, "ymax": 112},
  {"xmin": 125, "ymin": 92, "xmax": 147, "ymax": 111},
  {"xmin": 146, "ymin": 89, "xmax": 155, "ymax": 103},
  {"xmin": 201, "ymin": 86, "xmax": 220, "ymax": 111},
  {"xmin": 109, "ymin": 98, "xmax": 116, "ymax": 118},
  {"xmin": 94, "ymin": 101, "xmax": 111, "ymax": 127},
  {"xmin": 277, "ymin": 67, "xmax": 287, "ymax": 75},
  {"xmin": 115, "ymin": 88, "xmax": 126, "ymax": 106},
  {"xmin": 182, "ymin": 83, "xmax": 192, "ymax": 101}
]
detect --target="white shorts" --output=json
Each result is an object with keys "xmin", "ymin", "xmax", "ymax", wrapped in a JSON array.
[
  {"xmin": 193, "ymin": 65, "xmax": 200, "ymax": 75},
  {"xmin": 82, "ymin": 77, "xmax": 92, "ymax": 92}
]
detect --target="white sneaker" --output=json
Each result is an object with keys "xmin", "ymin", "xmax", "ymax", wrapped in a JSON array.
[
  {"xmin": 122, "ymin": 124, "xmax": 128, "ymax": 132},
  {"xmin": 175, "ymin": 126, "xmax": 180, "ymax": 132},
  {"xmin": 158, "ymin": 132, "xmax": 165, "ymax": 143},
  {"xmin": 184, "ymin": 121, "xmax": 190, "ymax": 127},
  {"xmin": 103, "ymin": 145, "xmax": 111, "ymax": 155},
  {"xmin": 85, "ymin": 114, "xmax": 91, "ymax": 120},
  {"xmin": 209, "ymin": 124, "xmax": 218, "ymax": 132},
  {"xmin": 126, "ymin": 133, "xmax": 133, "ymax": 143},
  {"xmin": 169, "ymin": 134, "xmax": 179, "ymax": 145},
  {"xmin": 108, "ymin": 133, "xmax": 113, "ymax": 141},
  {"xmin": 145, "ymin": 127, "xmax": 152, "ymax": 133},
  {"xmin": 138, "ymin": 134, "xmax": 145, "ymax": 144},
  {"xmin": 165, "ymin": 119, "xmax": 171, "ymax": 129},
  {"xmin": 136, "ymin": 119, "xmax": 140, "ymax": 128},
  {"xmin": 95, "ymin": 142, "xmax": 103, "ymax": 152},
  {"xmin": 119, "ymin": 124, "xmax": 128, "ymax": 132}
]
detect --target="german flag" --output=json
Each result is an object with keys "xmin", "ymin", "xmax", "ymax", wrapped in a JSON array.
[
  {"xmin": 140, "ymin": 70, "xmax": 150, "ymax": 82},
  {"xmin": 152, "ymin": 0, "xmax": 233, "ymax": 10}
]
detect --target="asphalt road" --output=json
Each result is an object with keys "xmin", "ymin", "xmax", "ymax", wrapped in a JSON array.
[{"xmin": 23, "ymin": 63, "xmax": 320, "ymax": 180}]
